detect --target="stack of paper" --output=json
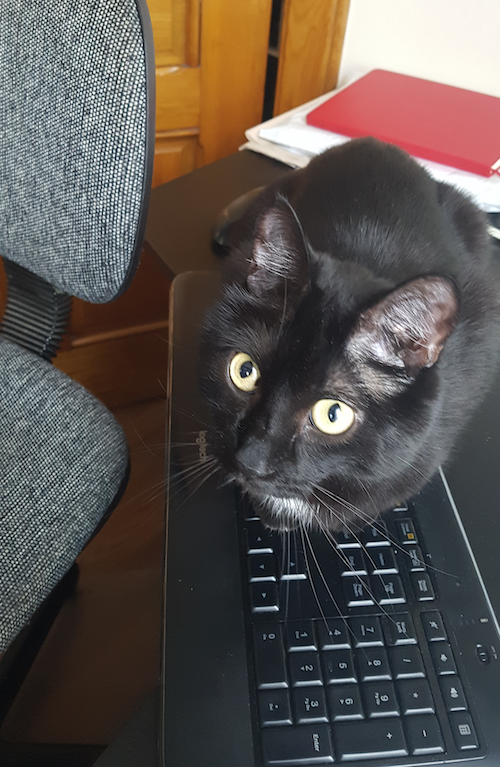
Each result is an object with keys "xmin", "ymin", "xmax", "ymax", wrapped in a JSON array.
[{"xmin": 242, "ymin": 71, "xmax": 500, "ymax": 214}]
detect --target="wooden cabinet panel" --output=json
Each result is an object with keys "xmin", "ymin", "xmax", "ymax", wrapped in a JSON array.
[
  {"xmin": 155, "ymin": 65, "xmax": 201, "ymax": 131},
  {"xmin": 274, "ymin": 0, "xmax": 350, "ymax": 115},
  {"xmin": 198, "ymin": 0, "xmax": 273, "ymax": 164},
  {"xmin": 147, "ymin": 0, "xmax": 187, "ymax": 66},
  {"xmin": 152, "ymin": 134, "xmax": 198, "ymax": 188}
]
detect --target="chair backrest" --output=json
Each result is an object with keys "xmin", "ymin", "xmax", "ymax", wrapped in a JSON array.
[
  {"xmin": 0, "ymin": 0, "xmax": 155, "ymax": 303},
  {"xmin": 0, "ymin": 0, "xmax": 155, "ymax": 658}
]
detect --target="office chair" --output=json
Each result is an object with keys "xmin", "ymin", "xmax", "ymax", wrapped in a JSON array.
[{"xmin": 0, "ymin": 0, "xmax": 155, "ymax": 761}]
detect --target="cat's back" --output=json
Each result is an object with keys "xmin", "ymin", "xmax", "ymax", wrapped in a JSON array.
[{"xmin": 282, "ymin": 138, "xmax": 490, "ymax": 285}]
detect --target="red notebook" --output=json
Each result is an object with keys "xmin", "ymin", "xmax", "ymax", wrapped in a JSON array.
[{"xmin": 306, "ymin": 69, "xmax": 500, "ymax": 177}]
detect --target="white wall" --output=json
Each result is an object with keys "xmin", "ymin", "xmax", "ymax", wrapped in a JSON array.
[{"xmin": 338, "ymin": 0, "xmax": 500, "ymax": 97}]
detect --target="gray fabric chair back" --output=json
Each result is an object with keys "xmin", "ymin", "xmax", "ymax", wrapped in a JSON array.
[
  {"xmin": 0, "ymin": 0, "xmax": 155, "ymax": 652},
  {"xmin": 0, "ymin": 0, "xmax": 155, "ymax": 302}
]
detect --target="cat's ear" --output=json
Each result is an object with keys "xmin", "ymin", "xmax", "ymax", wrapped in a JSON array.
[
  {"xmin": 247, "ymin": 203, "xmax": 309, "ymax": 299},
  {"xmin": 347, "ymin": 277, "xmax": 459, "ymax": 378}
]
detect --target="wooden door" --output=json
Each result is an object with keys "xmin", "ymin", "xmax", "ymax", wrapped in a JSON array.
[{"xmin": 150, "ymin": 0, "xmax": 273, "ymax": 187}]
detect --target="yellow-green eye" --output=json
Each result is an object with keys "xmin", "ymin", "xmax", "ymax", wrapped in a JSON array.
[
  {"xmin": 310, "ymin": 399, "xmax": 355, "ymax": 435},
  {"xmin": 229, "ymin": 352, "xmax": 261, "ymax": 392}
]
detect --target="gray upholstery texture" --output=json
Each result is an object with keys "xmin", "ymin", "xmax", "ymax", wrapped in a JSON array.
[
  {"xmin": 0, "ymin": 0, "xmax": 149, "ymax": 303},
  {"xmin": 0, "ymin": 338, "xmax": 129, "ymax": 651}
]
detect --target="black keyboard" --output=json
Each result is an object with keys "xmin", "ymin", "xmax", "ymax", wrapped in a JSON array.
[
  {"xmin": 240, "ymin": 498, "xmax": 486, "ymax": 765},
  {"xmin": 161, "ymin": 271, "xmax": 500, "ymax": 767}
]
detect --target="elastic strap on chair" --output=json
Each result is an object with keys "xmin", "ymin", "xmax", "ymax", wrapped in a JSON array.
[{"xmin": 0, "ymin": 258, "xmax": 72, "ymax": 361}]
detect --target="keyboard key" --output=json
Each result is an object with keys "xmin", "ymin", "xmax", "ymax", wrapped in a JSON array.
[
  {"xmin": 356, "ymin": 647, "xmax": 391, "ymax": 681},
  {"xmin": 292, "ymin": 687, "xmax": 328, "ymax": 724},
  {"xmin": 258, "ymin": 690, "xmax": 293, "ymax": 727},
  {"xmin": 411, "ymin": 572, "xmax": 435, "ymax": 601},
  {"xmin": 327, "ymin": 684, "xmax": 364, "ymax": 720},
  {"xmin": 394, "ymin": 518, "xmax": 418, "ymax": 545},
  {"xmin": 342, "ymin": 577, "xmax": 374, "ymax": 607},
  {"xmin": 361, "ymin": 522, "xmax": 390, "ymax": 547},
  {"xmin": 253, "ymin": 624, "xmax": 288, "ymax": 689},
  {"xmin": 430, "ymin": 641, "xmax": 457, "ymax": 675},
  {"xmin": 363, "ymin": 681, "xmax": 400, "ymax": 717},
  {"xmin": 397, "ymin": 678, "xmax": 435, "ymax": 714},
  {"xmin": 439, "ymin": 676, "xmax": 468, "ymax": 711},
  {"xmin": 392, "ymin": 501, "xmax": 409, "ymax": 512},
  {"xmin": 349, "ymin": 616, "xmax": 383, "ymax": 647},
  {"xmin": 322, "ymin": 649, "xmax": 357, "ymax": 684},
  {"xmin": 286, "ymin": 621, "xmax": 317, "ymax": 652},
  {"xmin": 261, "ymin": 724, "xmax": 334, "ymax": 764},
  {"xmin": 246, "ymin": 521, "xmax": 274, "ymax": 553},
  {"xmin": 248, "ymin": 553, "xmax": 277, "ymax": 581},
  {"xmin": 251, "ymin": 582, "xmax": 279, "ymax": 613},
  {"xmin": 421, "ymin": 610, "xmax": 447, "ymax": 642},
  {"xmin": 334, "ymin": 719, "xmax": 407, "ymax": 760},
  {"xmin": 289, "ymin": 651, "xmax": 323, "ymax": 686},
  {"xmin": 381, "ymin": 613, "xmax": 417, "ymax": 645},
  {"xmin": 449, "ymin": 712, "xmax": 479, "ymax": 750},
  {"xmin": 335, "ymin": 530, "xmax": 360, "ymax": 548},
  {"xmin": 280, "ymin": 551, "xmax": 307, "ymax": 580},
  {"xmin": 339, "ymin": 548, "xmax": 367, "ymax": 576},
  {"xmin": 404, "ymin": 545, "xmax": 426, "ymax": 571},
  {"xmin": 370, "ymin": 574, "xmax": 406, "ymax": 605},
  {"xmin": 405, "ymin": 714, "xmax": 444, "ymax": 755},
  {"xmin": 390, "ymin": 645, "xmax": 425, "ymax": 679},
  {"xmin": 316, "ymin": 618, "xmax": 350, "ymax": 650},
  {"xmin": 367, "ymin": 546, "xmax": 397, "ymax": 574}
]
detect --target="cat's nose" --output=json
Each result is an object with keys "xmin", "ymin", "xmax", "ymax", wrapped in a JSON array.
[{"xmin": 235, "ymin": 438, "xmax": 275, "ymax": 479}]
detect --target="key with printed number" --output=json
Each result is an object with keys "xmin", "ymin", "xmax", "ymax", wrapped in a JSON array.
[
  {"xmin": 327, "ymin": 684, "xmax": 364, "ymax": 720},
  {"xmin": 285, "ymin": 620, "xmax": 317, "ymax": 652},
  {"xmin": 289, "ymin": 651, "xmax": 323, "ymax": 686},
  {"xmin": 322, "ymin": 649, "xmax": 357, "ymax": 684},
  {"xmin": 253, "ymin": 624, "xmax": 288, "ymax": 689},
  {"xmin": 292, "ymin": 687, "xmax": 328, "ymax": 724}
]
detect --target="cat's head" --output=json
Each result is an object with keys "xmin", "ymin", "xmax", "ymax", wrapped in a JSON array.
[{"xmin": 200, "ymin": 148, "xmax": 460, "ymax": 532}]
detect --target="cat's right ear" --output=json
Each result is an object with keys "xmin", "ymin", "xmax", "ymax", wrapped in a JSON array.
[{"xmin": 247, "ymin": 204, "xmax": 310, "ymax": 300}]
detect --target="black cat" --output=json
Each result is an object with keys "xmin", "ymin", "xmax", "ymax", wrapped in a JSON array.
[{"xmin": 200, "ymin": 138, "xmax": 500, "ymax": 532}]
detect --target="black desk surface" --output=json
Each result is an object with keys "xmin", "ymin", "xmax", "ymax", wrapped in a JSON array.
[
  {"xmin": 98, "ymin": 149, "xmax": 500, "ymax": 766},
  {"xmin": 144, "ymin": 150, "xmax": 292, "ymax": 278}
]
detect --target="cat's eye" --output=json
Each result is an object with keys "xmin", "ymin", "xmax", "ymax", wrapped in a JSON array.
[
  {"xmin": 229, "ymin": 352, "xmax": 261, "ymax": 392},
  {"xmin": 310, "ymin": 399, "xmax": 355, "ymax": 435}
]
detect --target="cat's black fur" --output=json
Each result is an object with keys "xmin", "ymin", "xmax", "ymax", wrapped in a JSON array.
[{"xmin": 200, "ymin": 138, "xmax": 500, "ymax": 532}]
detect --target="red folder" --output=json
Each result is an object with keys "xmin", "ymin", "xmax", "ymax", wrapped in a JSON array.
[{"xmin": 306, "ymin": 69, "xmax": 500, "ymax": 177}]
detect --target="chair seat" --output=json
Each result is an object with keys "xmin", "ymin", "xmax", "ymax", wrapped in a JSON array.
[{"xmin": 0, "ymin": 338, "xmax": 129, "ymax": 651}]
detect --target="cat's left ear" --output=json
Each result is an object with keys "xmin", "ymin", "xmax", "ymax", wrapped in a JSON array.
[
  {"xmin": 347, "ymin": 277, "xmax": 459, "ymax": 378},
  {"xmin": 247, "ymin": 203, "xmax": 309, "ymax": 299}
]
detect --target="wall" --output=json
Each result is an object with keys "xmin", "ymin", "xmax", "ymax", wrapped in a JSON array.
[{"xmin": 338, "ymin": 0, "xmax": 500, "ymax": 97}]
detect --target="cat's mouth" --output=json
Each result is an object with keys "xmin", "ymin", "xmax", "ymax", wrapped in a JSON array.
[{"xmin": 235, "ymin": 476, "xmax": 316, "ymax": 530}]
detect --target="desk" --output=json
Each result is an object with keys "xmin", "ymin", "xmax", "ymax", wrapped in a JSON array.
[{"xmin": 98, "ymin": 149, "xmax": 500, "ymax": 766}]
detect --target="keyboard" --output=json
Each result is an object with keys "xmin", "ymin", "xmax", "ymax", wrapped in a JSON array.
[
  {"xmin": 241, "ymin": 496, "xmax": 484, "ymax": 764},
  {"xmin": 161, "ymin": 270, "xmax": 500, "ymax": 767}
]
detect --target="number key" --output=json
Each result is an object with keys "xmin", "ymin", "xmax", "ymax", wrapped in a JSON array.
[{"xmin": 288, "ymin": 651, "xmax": 323, "ymax": 686}]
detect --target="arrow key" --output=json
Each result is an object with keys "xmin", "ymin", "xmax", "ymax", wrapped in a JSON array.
[{"xmin": 250, "ymin": 582, "xmax": 279, "ymax": 613}]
